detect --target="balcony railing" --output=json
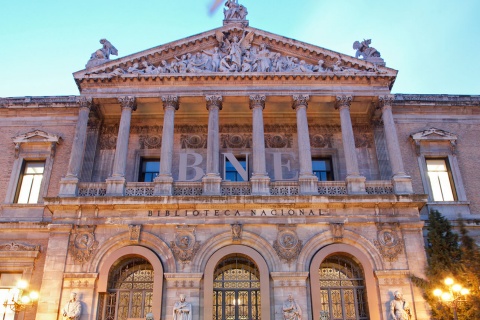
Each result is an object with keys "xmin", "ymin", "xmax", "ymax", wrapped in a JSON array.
[{"xmin": 76, "ymin": 180, "xmax": 393, "ymax": 197}]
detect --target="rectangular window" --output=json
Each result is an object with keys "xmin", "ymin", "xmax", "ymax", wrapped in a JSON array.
[
  {"xmin": 139, "ymin": 158, "xmax": 160, "ymax": 182},
  {"xmin": 225, "ymin": 157, "xmax": 247, "ymax": 182},
  {"xmin": 426, "ymin": 158, "xmax": 456, "ymax": 201},
  {"xmin": 0, "ymin": 273, "xmax": 22, "ymax": 320},
  {"xmin": 15, "ymin": 161, "xmax": 45, "ymax": 204},
  {"xmin": 312, "ymin": 158, "xmax": 334, "ymax": 181}
]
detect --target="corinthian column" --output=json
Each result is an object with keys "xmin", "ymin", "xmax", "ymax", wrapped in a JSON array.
[
  {"xmin": 378, "ymin": 95, "xmax": 413, "ymax": 194},
  {"xmin": 292, "ymin": 95, "xmax": 318, "ymax": 195},
  {"xmin": 59, "ymin": 97, "xmax": 94, "ymax": 196},
  {"xmin": 202, "ymin": 95, "xmax": 222, "ymax": 195},
  {"xmin": 154, "ymin": 95, "xmax": 179, "ymax": 196},
  {"xmin": 335, "ymin": 96, "xmax": 366, "ymax": 194},
  {"xmin": 106, "ymin": 96, "xmax": 137, "ymax": 195},
  {"xmin": 249, "ymin": 95, "xmax": 270, "ymax": 195}
]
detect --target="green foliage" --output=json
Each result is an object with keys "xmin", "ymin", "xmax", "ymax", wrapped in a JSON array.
[{"xmin": 412, "ymin": 210, "xmax": 480, "ymax": 320}]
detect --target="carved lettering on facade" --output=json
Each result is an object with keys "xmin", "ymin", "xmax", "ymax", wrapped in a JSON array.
[
  {"xmin": 373, "ymin": 223, "xmax": 404, "ymax": 262},
  {"xmin": 170, "ymin": 226, "xmax": 200, "ymax": 264},
  {"xmin": 273, "ymin": 226, "xmax": 302, "ymax": 263},
  {"xmin": 69, "ymin": 226, "xmax": 99, "ymax": 264}
]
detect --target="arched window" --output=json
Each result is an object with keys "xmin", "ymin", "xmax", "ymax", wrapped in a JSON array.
[
  {"xmin": 319, "ymin": 255, "xmax": 369, "ymax": 320},
  {"xmin": 213, "ymin": 255, "xmax": 260, "ymax": 320},
  {"xmin": 98, "ymin": 256, "xmax": 153, "ymax": 320}
]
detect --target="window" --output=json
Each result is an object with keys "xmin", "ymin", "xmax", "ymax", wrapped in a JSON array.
[
  {"xmin": 139, "ymin": 158, "xmax": 159, "ymax": 182},
  {"xmin": 15, "ymin": 161, "xmax": 45, "ymax": 204},
  {"xmin": 426, "ymin": 158, "xmax": 456, "ymax": 201},
  {"xmin": 223, "ymin": 153, "xmax": 249, "ymax": 182},
  {"xmin": 312, "ymin": 158, "xmax": 333, "ymax": 181},
  {"xmin": 0, "ymin": 273, "xmax": 23, "ymax": 320}
]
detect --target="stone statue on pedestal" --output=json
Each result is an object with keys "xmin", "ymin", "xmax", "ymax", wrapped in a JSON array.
[
  {"xmin": 282, "ymin": 294, "xmax": 302, "ymax": 320},
  {"xmin": 62, "ymin": 292, "xmax": 81, "ymax": 320},
  {"xmin": 390, "ymin": 291, "xmax": 412, "ymax": 320},
  {"xmin": 173, "ymin": 294, "xmax": 192, "ymax": 320}
]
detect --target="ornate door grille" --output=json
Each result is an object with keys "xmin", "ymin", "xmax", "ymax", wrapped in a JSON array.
[
  {"xmin": 213, "ymin": 256, "xmax": 261, "ymax": 320},
  {"xmin": 319, "ymin": 255, "xmax": 369, "ymax": 320},
  {"xmin": 97, "ymin": 257, "xmax": 153, "ymax": 320}
]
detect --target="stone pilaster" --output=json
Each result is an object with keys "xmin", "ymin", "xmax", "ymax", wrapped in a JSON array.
[
  {"xmin": 36, "ymin": 224, "xmax": 72, "ymax": 320},
  {"xmin": 106, "ymin": 96, "xmax": 137, "ymax": 196},
  {"xmin": 59, "ymin": 97, "xmax": 93, "ymax": 196},
  {"xmin": 249, "ymin": 95, "xmax": 270, "ymax": 195},
  {"xmin": 164, "ymin": 273, "xmax": 203, "ymax": 320},
  {"xmin": 335, "ymin": 96, "xmax": 366, "ymax": 194},
  {"xmin": 378, "ymin": 95, "xmax": 413, "ymax": 194},
  {"xmin": 154, "ymin": 96, "xmax": 179, "ymax": 196},
  {"xmin": 293, "ymin": 95, "xmax": 318, "ymax": 195},
  {"xmin": 271, "ymin": 272, "xmax": 309, "ymax": 320},
  {"xmin": 202, "ymin": 95, "xmax": 223, "ymax": 195}
]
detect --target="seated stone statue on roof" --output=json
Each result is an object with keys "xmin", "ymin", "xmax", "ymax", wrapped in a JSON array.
[{"xmin": 86, "ymin": 39, "xmax": 118, "ymax": 69}]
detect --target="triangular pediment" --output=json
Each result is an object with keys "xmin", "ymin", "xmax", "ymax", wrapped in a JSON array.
[
  {"xmin": 410, "ymin": 128, "xmax": 457, "ymax": 141},
  {"xmin": 13, "ymin": 130, "xmax": 62, "ymax": 144},
  {"xmin": 74, "ymin": 24, "xmax": 397, "ymax": 84}
]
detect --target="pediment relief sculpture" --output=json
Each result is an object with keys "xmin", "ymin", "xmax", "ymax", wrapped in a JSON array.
[
  {"xmin": 410, "ymin": 127, "xmax": 457, "ymax": 155},
  {"xmin": 13, "ymin": 129, "xmax": 62, "ymax": 158}
]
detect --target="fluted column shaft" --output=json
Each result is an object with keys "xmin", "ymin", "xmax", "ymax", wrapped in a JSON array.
[
  {"xmin": 111, "ymin": 97, "xmax": 136, "ymax": 177},
  {"xmin": 250, "ymin": 95, "xmax": 268, "ymax": 176},
  {"xmin": 205, "ymin": 95, "xmax": 222, "ymax": 176},
  {"xmin": 159, "ymin": 96, "xmax": 179, "ymax": 177},
  {"xmin": 293, "ymin": 95, "xmax": 314, "ymax": 176},
  {"xmin": 66, "ymin": 97, "xmax": 93, "ymax": 178},
  {"xmin": 379, "ymin": 96, "xmax": 406, "ymax": 176},
  {"xmin": 336, "ymin": 96, "xmax": 360, "ymax": 177}
]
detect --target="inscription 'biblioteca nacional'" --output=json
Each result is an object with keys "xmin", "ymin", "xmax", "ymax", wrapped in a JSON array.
[{"xmin": 147, "ymin": 208, "xmax": 328, "ymax": 217}]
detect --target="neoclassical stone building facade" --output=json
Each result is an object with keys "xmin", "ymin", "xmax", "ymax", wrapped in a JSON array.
[{"xmin": 1, "ymin": 2, "xmax": 479, "ymax": 320}]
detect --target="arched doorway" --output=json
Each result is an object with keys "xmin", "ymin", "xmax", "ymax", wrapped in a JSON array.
[
  {"xmin": 318, "ymin": 255, "xmax": 368, "ymax": 320},
  {"xmin": 213, "ymin": 255, "xmax": 260, "ymax": 320},
  {"xmin": 98, "ymin": 256, "xmax": 153, "ymax": 320}
]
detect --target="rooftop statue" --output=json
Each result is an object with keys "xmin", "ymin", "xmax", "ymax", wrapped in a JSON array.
[
  {"xmin": 224, "ymin": 0, "xmax": 248, "ymax": 20},
  {"xmin": 353, "ymin": 39, "xmax": 385, "ymax": 66},
  {"xmin": 86, "ymin": 39, "xmax": 118, "ymax": 69}
]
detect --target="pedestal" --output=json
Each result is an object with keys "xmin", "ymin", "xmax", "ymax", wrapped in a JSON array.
[
  {"xmin": 154, "ymin": 175, "xmax": 174, "ymax": 196},
  {"xmin": 58, "ymin": 176, "xmax": 79, "ymax": 197},
  {"xmin": 392, "ymin": 174, "xmax": 413, "ymax": 194},
  {"xmin": 105, "ymin": 176, "xmax": 126, "ymax": 196},
  {"xmin": 202, "ymin": 175, "xmax": 222, "ymax": 196},
  {"xmin": 298, "ymin": 175, "xmax": 319, "ymax": 195},
  {"xmin": 346, "ymin": 175, "xmax": 367, "ymax": 194},
  {"xmin": 251, "ymin": 175, "xmax": 270, "ymax": 196}
]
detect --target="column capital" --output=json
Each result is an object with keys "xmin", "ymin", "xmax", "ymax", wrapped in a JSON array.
[
  {"xmin": 335, "ymin": 95, "xmax": 353, "ymax": 110},
  {"xmin": 205, "ymin": 95, "xmax": 223, "ymax": 110},
  {"xmin": 161, "ymin": 95, "xmax": 179, "ymax": 110},
  {"xmin": 292, "ymin": 95, "xmax": 310, "ymax": 109},
  {"xmin": 249, "ymin": 94, "xmax": 266, "ymax": 110},
  {"xmin": 118, "ymin": 96, "xmax": 137, "ymax": 111},
  {"xmin": 377, "ymin": 95, "xmax": 395, "ymax": 110},
  {"xmin": 77, "ymin": 96, "xmax": 94, "ymax": 110}
]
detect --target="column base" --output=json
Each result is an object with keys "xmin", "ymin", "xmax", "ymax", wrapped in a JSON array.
[
  {"xmin": 59, "ymin": 176, "xmax": 79, "ymax": 197},
  {"xmin": 298, "ymin": 174, "xmax": 319, "ymax": 195},
  {"xmin": 202, "ymin": 174, "xmax": 222, "ymax": 196},
  {"xmin": 154, "ymin": 175, "xmax": 174, "ymax": 196},
  {"xmin": 106, "ymin": 176, "xmax": 126, "ymax": 196},
  {"xmin": 392, "ymin": 174, "xmax": 413, "ymax": 194},
  {"xmin": 346, "ymin": 175, "xmax": 367, "ymax": 194},
  {"xmin": 251, "ymin": 175, "xmax": 271, "ymax": 196}
]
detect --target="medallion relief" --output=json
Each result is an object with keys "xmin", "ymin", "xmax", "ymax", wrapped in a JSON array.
[
  {"xmin": 373, "ymin": 223, "xmax": 404, "ymax": 262},
  {"xmin": 273, "ymin": 226, "xmax": 303, "ymax": 263},
  {"xmin": 170, "ymin": 226, "xmax": 200, "ymax": 264},
  {"xmin": 69, "ymin": 226, "xmax": 99, "ymax": 264},
  {"xmin": 180, "ymin": 134, "xmax": 207, "ymax": 149}
]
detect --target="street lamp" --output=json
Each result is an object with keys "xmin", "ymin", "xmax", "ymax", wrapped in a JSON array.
[
  {"xmin": 2, "ymin": 280, "xmax": 39, "ymax": 318},
  {"xmin": 433, "ymin": 277, "xmax": 469, "ymax": 320}
]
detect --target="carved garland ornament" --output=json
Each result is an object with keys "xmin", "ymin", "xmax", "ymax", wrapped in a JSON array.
[
  {"xmin": 69, "ymin": 226, "xmax": 99, "ymax": 264},
  {"xmin": 373, "ymin": 223, "xmax": 404, "ymax": 262},
  {"xmin": 273, "ymin": 227, "xmax": 303, "ymax": 263},
  {"xmin": 170, "ymin": 226, "xmax": 200, "ymax": 264},
  {"xmin": 180, "ymin": 134, "xmax": 208, "ymax": 149},
  {"xmin": 139, "ymin": 134, "xmax": 162, "ymax": 149},
  {"xmin": 0, "ymin": 242, "xmax": 40, "ymax": 251}
]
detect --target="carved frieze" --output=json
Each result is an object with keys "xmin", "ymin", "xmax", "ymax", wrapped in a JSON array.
[
  {"xmin": 354, "ymin": 132, "xmax": 374, "ymax": 148},
  {"xmin": 129, "ymin": 225, "xmax": 141, "ymax": 243},
  {"xmin": 273, "ymin": 226, "xmax": 303, "ymax": 263},
  {"xmin": 175, "ymin": 125, "xmax": 208, "ymax": 134},
  {"xmin": 310, "ymin": 133, "xmax": 333, "ymax": 148},
  {"xmin": 99, "ymin": 135, "xmax": 117, "ymax": 150},
  {"xmin": 180, "ymin": 134, "xmax": 207, "ymax": 149},
  {"xmin": 231, "ymin": 223, "xmax": 243, "ymax": 241},
  {"xmin": 265, "ymin": 134, "xmax": 292, "ymax": 148},
  {"xmin": 170, "ymin": 226, "xmax": 200, "ymax": 264},
  {"xmin": 139, "ymin": 134, "xmax": 162, "ymax": 149},
  {"xmin": 0, "ymin": 242, "xmax": 40, "ymax": 252},
  {"xmin": 221, "ymin": 134, "xmax": 252, "ymax": 148},
  {"xmin": 69, "ymin": 226, "xmax": 99, "ymax": 264},
  {"xmin": 220, "ymin": 124, "xmax": 252, "ymax": 133},
  {"xmin": 373, "ymin": 223, "xmax": 404, "ymax": 262},
  {"xmin": 265, "ymin": 124, "xmax": 296, "ymax": 134}
]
